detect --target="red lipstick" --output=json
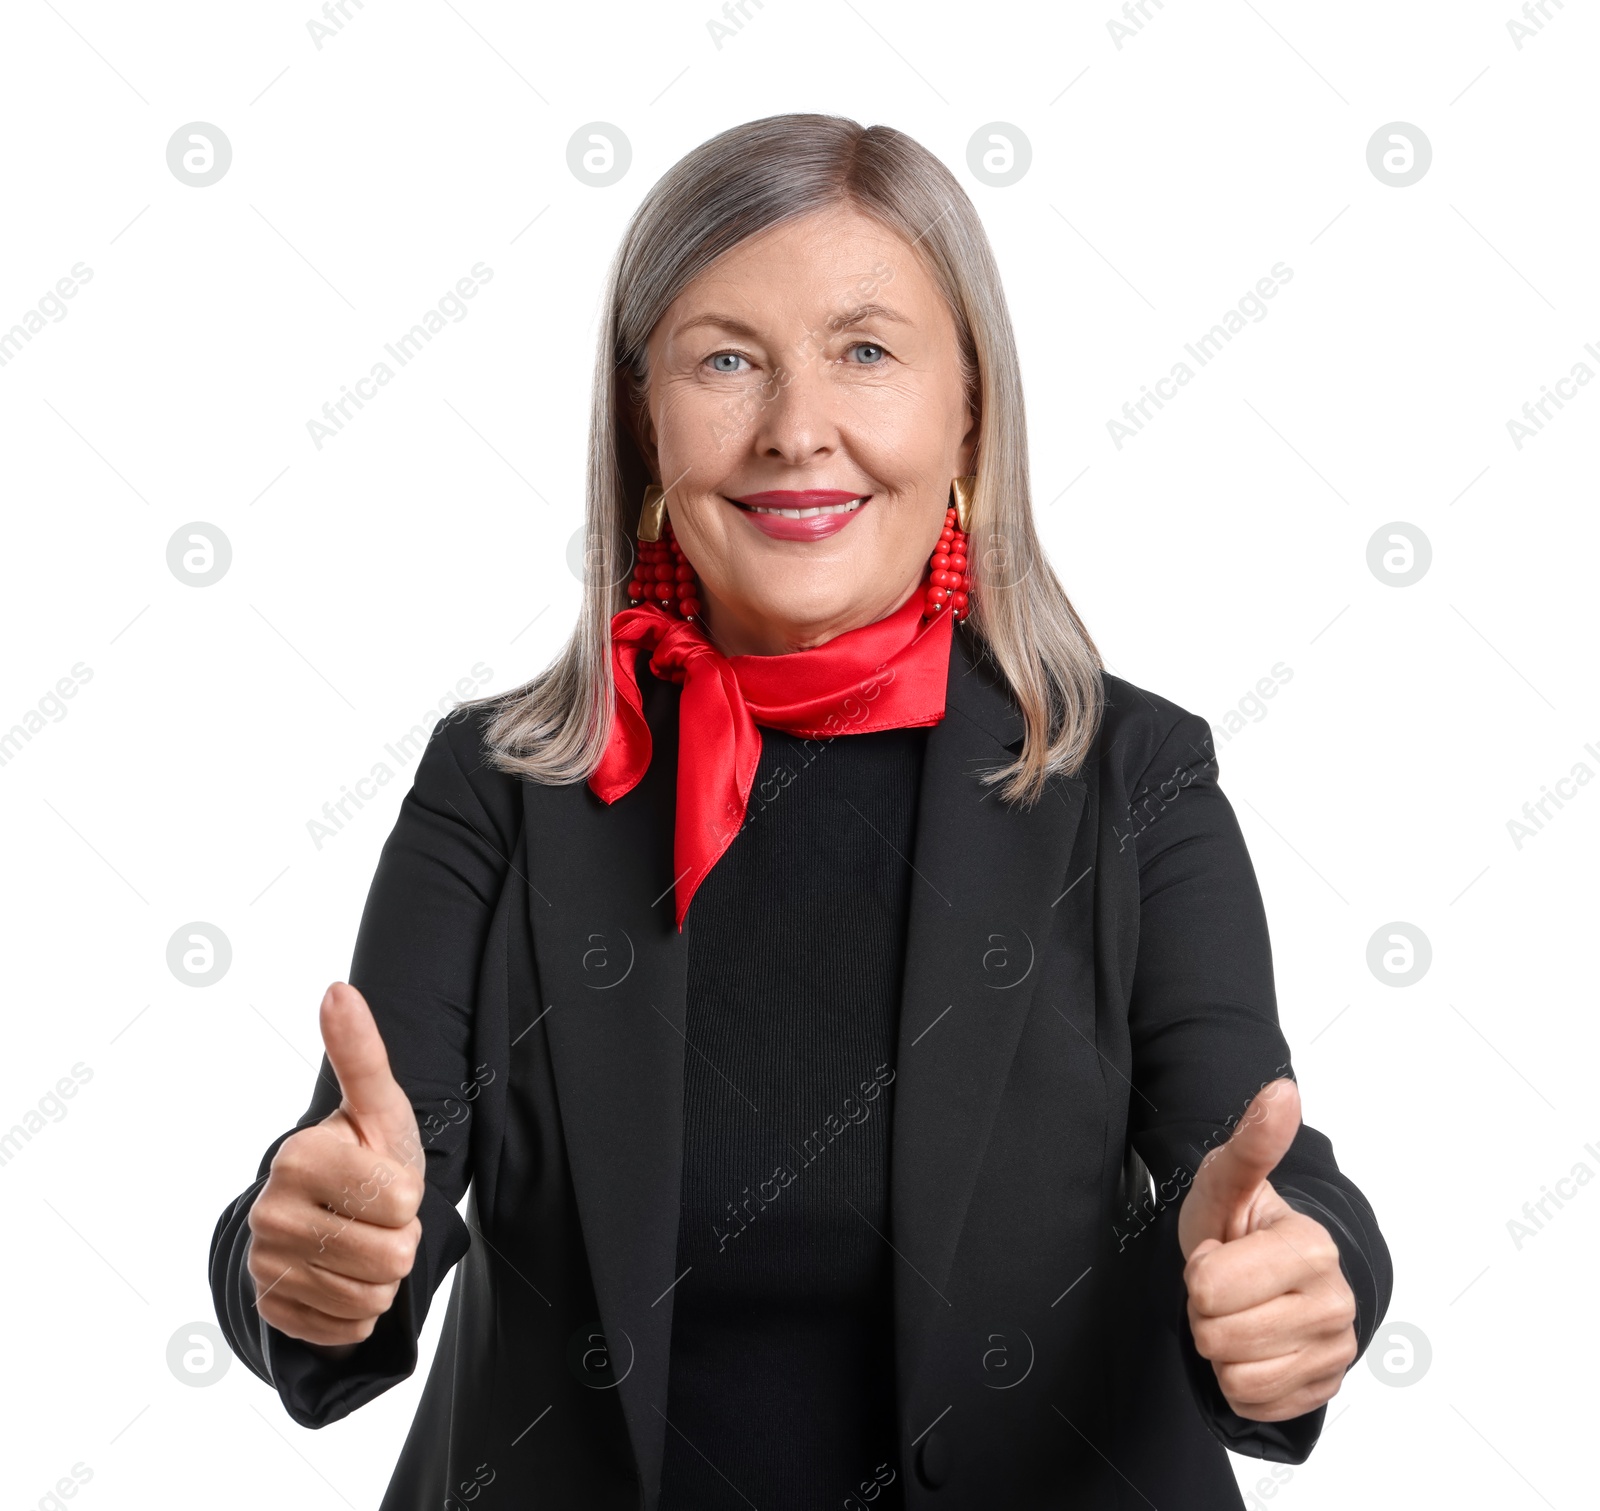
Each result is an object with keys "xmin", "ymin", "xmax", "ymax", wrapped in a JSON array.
[{"xmin": 729, "ymin": 489, "xmax": 870, "ymax": 542}]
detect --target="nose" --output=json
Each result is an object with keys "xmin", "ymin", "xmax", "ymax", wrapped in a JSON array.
[{"xmin": 748, "ymin": 351, "xmax": 842, "ymax": 468}]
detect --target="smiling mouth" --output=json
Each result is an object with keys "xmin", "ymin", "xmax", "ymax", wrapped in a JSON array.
[
  {"xmin": 738, "ymin": 497, "xmax": 868, "ymax": 518},
  {"xmin": 727, "ymin": 489, "xmax": 872, "ymax": 540}
]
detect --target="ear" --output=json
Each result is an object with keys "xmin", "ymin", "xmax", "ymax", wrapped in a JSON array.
[{"xmin": 615, "ymin": 365, "xmax": 659, "ymax": 482}]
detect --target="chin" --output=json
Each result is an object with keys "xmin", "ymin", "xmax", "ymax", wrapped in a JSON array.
[
  {"xmin": 727, "ymin": 580, "xmax": 873, "ymax": 645},
  {"xmin": 759, "ymin": 591, "xmax": 857, "ymax": 636}
]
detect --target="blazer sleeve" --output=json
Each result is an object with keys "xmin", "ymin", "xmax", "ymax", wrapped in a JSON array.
[
  {"xmin": 208, "ymin": 707, "xmax": 516, "ymax": 1428},
  {"xmin": 1121, "ymin": 708, "xmax": 1393, "ymax": 1463}
]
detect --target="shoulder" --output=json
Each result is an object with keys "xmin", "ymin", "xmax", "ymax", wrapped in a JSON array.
[
  {"xmin": 948, "ymin": 631, "xmax": 1218, "ymax": 798},
  {"xmin": 430, "ymin": 697, "xmax": 501, "ymax": 776},
  {"xmin": 1092, "ymin": 673, "xmax": 1218, "ymax": 798},
  {"xmin": 413, "ymin": 698, "xmax": 525, "ymax": 848}
]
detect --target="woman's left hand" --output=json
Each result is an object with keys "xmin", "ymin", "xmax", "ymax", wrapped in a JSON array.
[{"xmin": 1177, "ymin": 1078, "xmax": 1359, "ymax": 1423}]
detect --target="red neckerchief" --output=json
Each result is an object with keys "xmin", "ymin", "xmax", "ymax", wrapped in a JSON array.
[{"xmin": 590, "ymin": 591, "xmax": 953, "ymax": 930}]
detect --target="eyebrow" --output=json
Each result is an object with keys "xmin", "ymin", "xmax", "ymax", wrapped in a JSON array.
[
  {"xmin": 675, "ymin": 302, "xmax": 912, "ymax": 340},
  {"xmin": 827, "ymin": 302, "xmax": 911, "ymax": 330}
]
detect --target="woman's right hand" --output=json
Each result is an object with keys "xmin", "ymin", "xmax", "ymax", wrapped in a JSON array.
[{"xmin": 246, "ymin": 983, "xmax": 425, "ymax": 1351}]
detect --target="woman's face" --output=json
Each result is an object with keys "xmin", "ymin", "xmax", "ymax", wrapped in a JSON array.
[{"xmin": 636, "ymin": 204, "xmax": 977, "ymax": 656}]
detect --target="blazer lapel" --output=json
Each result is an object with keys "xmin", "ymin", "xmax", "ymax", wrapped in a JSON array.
[
  {"xmin": 525, "ymin": 670, "xmax": 686, "ymax": 1508},
  {"xmin": 890, "ymin": 627, "xmax": 1089, "ymax": 1383}
]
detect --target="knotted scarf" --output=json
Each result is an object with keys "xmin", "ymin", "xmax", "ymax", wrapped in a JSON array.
[{"xmin": 589, "ymin": 592, "xmax": 953, "ymax": 929}]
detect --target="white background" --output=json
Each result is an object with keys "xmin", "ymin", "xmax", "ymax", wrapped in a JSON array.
[{"xmin": 1, "ymin": 1, "xmax": 1595, "ymax": 1507}]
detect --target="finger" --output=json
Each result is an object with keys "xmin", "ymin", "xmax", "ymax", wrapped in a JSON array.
[
  {"xmin": 301, "ymin": 1218, "xmax": 421, "ymax": 1285},
  {"xmin": 1215, "ymin": 1340, "xmax": 1355, "ymax": 1413},
  {"xmin": 267, "ymin": 1126, "xmax": 423, "ymax": 1227},
  {"xmin": 1190, "ymin": 1287, "xmax": 1358, "ymax": 1364},
  {"xmin": 1190, "ymin": 1079, "xmax": 1302, "ymax": 1241},
  {"xmin": 1225, "ymin": 1372, "xmax": 1346, "ymax": 1424},
  {"xmin": 252, "ymin": 1197, "xmax": 422, "ymax": 1283},
  {"xmin": 255, "ymin": 1259, "xmax": 401, "ymax": 1322},
  {"xmin": 1185, "ymin": 1217, "xmax": 1347, "ymax": 1316},
  {"xmin": 255, "ymin": 1290, "xmax": 382, "ymax": 1349},
  {"xmin": 319, "ymin": 983, "xmax": 419, "ymax": 1154},
  {"xmin": 1222, "ymin": 1368, "xmax": 1346, "ymax": 1423}
]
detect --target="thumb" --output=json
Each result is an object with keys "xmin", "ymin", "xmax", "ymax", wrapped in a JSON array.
[
  {"xmin": 320, "ymin": 982, "xmax": 418, "ymax": 1156},
  {"xmin": 1181, "ymin": 1077, "xmax": 1301, "ymax": 1252}
]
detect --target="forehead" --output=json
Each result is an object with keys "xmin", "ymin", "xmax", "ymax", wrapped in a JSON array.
[{"xmin": 656, "ymin": 204, "xmax": 947, "ymax": 335}]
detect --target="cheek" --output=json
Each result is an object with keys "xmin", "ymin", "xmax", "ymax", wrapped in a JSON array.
[
  {"xmin": 870, "ymin": 505, "xmax": 940, "ymax": 573},
  {"xmin": 666, "ymin": 504, "xmax": 735, "ymax": 590},
  {"xmin": 651, "ymin": 385, "xmax": 721, "ymax": 470},
  {"xmin": 851, "ymin": 394, "xmax": 945, "ymax": 467},
  {"xmin": 850, "ymin": 379, "xmax": 968, "ymax": 484},
  {"xmin": 654, "ymin": 364, "xmax": 796, "ymax": 467}
]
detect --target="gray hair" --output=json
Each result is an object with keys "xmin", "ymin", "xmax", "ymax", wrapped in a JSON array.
[{"xmin": 468, "ymin": 113, "xmax": 1102, "ymax": 804}]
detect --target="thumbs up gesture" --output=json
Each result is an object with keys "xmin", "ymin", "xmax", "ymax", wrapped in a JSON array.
[
  {"xmin": 246, "ymin": 984, "xmax": 425, "ymax": 1351},
  {"xmin": 1178, "ymin": 1078, "xmax": 1358, "ymax": 1422}
]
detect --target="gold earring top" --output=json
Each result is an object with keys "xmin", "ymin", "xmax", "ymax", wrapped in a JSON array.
[
  {"xmin": 950, "ymin": 475, "xmax": 976, "ymax": 534},
  {"xmin": 637, "ymin": 484, "xmax": 666, "ymax": 543}
]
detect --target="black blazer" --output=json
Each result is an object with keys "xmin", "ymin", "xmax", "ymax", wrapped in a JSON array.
[{"xmin": 211, "ymin": 624, "xmax": 1391, "ymax": 1510}]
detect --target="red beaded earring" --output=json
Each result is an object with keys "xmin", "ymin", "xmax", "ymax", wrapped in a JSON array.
[
  {"xmin": 922, "ymin": 476, "xmax": 975, "ymax": 622},
  {"xmin": 627, "ymin": 484, "xmax": 702, "ymax": 620}
]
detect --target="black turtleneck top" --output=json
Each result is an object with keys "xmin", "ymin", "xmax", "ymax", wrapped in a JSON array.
[{"xmin": 656, "ymin": 722, "xmax": 928, "ymax": 1511}]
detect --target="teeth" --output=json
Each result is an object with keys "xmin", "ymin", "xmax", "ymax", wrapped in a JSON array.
[{"xmin": 745, "ymin": 498, "xmax": 866, "ymax": 518}]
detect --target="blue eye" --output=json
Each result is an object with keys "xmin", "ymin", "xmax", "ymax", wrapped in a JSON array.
[
  {"xmin": 708, "ymin": 352, "xmax": 747, "ymax": 373},
  {"xmin": 848, "ymin": 343, "xmax": 886, "ymax": 364}
]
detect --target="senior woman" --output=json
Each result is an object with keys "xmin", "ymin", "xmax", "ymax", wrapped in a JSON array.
[{"xmin": 211, "ymin": 114, "xmax": 1391, "ymax": 1510}]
